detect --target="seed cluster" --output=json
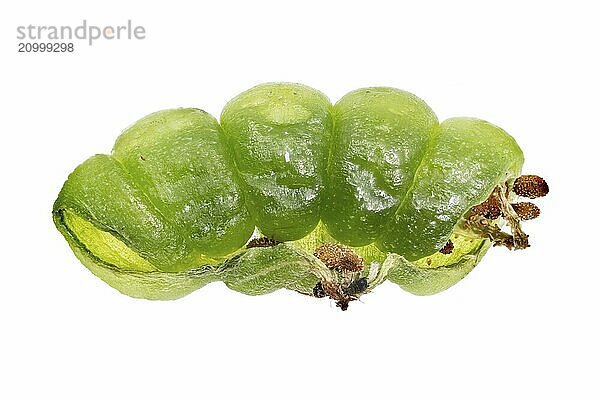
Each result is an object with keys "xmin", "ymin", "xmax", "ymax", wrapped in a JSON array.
[
  {"xmin": 314, "ymin": 243, "xmax": 364, "ymax": 272},
  {"xmin": 470, "ymin": 189, "xmax": 502, "ymax": 219},
  {"xmin": 466, "ymin": 174, "xmax": 548, "ymax": 250},
  {"xmin": 312, "ymin": 243, "xmax": 367, "ymax": 310}
]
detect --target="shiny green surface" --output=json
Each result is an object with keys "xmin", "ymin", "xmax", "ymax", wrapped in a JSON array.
[
  {"xmin": 220, "ymin": 83, "xmax": 332, "ymax": 241},
  {"xmin": 378, "ymin": 118, "xmax": 524, "ymax": 260},
  {"xmin": 53, "ymin": 83, "xmax": 525, "ymax": 300},
  {"xmin": 55, "ymin": 109, "xmax": 253, "ymax": 272},
  {"xmin": 323, "ymin": 87, "xmax": 438, "ymax": 246},
  {"xmin": 113, "ymin": 109, "xmax": 254, "ymax": 265}
]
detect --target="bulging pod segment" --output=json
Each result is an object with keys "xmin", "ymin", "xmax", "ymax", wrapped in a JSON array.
[
  {"xmin": 220, "ymin": 83, "xmax": 333, "ymax": 241},
  {"xmin": 377, "ymin": 117, "xmax": 524, "ymax": 260},
  {"xmin": 55, "ymin": 109, "xmax": 255, "ymax": 272},
  {"xmin": 322, "ymin": 87, "xmax": 438, "ymax": 246}
]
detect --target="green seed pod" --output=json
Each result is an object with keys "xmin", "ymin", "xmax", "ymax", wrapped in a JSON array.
[{"xmin": 53, "ymin": 82, "xmax": 544, "ymax": 308}]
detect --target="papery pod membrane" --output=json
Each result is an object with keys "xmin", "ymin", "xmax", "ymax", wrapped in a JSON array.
[
  {"xmin": 54, "ymin": 210, "xmax": 491, "ymax": 299},
  {"xmin": 385, "ymin": 232, "xmax": 492, "ymax": 295},
  {"xmin": 54, "ymin": 207, "xmax": 322, "ymax": 299}
]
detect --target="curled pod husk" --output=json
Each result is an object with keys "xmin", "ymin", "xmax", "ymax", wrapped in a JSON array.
[{"xmin": 53, "ymin": 83, "xmax": 538, "ymax": 304}]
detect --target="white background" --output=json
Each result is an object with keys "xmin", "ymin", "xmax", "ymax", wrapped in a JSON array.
[{"xmin": 1, "ymin": 1, "xmax": 598, "ymax": 399}]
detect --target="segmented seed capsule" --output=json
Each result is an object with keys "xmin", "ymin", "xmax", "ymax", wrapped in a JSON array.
[{"xmin": 52, "ymin": 82, "xmax": 545, "ymax": 302}]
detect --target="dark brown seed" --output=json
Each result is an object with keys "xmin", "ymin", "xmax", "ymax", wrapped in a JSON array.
[
  {"xmin": 314, "ymin": 243, "xmax": 364, "ymax": 272},
  {"xmin": 312, "ymin": 282, "xmax": 327, "ymax": 298},
  {"xmin": 246, "ymin": 237, "xmax": 282, "ymax": 248},
  {"xmin": 513, "ymin": 175, "xmax": 549, "ymax": 198},
  {"xmin": 336, "ymin": 300, "xmax": 350, "ymax": 311},
  {"xmin": 470, "ymin": 191, "xmax": 502, "ymax": 219},
  {"xmin": 344, "ymin": 277, "xmax": 368, "ymax": 296},
  {"xmin": 439, "ymin": 240, "xmax": 454, "ymax": 254},
  {"xmin": 511, "ymin": 202, "xmax": 541, "ymax": 220}
]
